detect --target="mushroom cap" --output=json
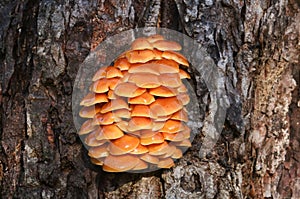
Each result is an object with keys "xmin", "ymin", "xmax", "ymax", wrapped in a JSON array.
[
  {"xmin": 140, "ymin": 153, "xmax": 159, "ymax": 164},
  {"xmin": 90, "ymin": 78, "xmax": 120, "ymax": 93},
  {"xmin": 131, "ymin": 159, "xmax": 148, "ymax": 170},
  {"xmin": 80, "ymin": 93, "xmax": 108, "ymax": 106},
  {"xmin": 128, "ymin": 59, "xmax": 179, "ymax": 75},
  {"xmin": 127, "ymin": 117, "xmax": 153, "ymax": 132},
  {"xmin": 152, "ymin": 40, "xmax": 182, "ymax": 51},
  {"xmin": 171, "ymin": 148, "xmax": 183, "ymax": 159},
  {"xmin": 140, "ymin": 132, "xmax": 164, "ymax": 145},
  {"xmin": 172, "ymin": 139, "xmax": 192, "ymax": 147},
  {"xmin": 146, "ymin": 34, "xmax": 164, "ymax": 43},
  {"xmin": 149, "ymin": 86, "xmax": 178, "ymax": 97},
  {"xmin": 131, "ymin": 38, "xmax": 153, "ymax": 50},
  {"xmin": 115, "ymin": 120, "xmax": 129, "ymax": 132},
  {"xmin": 92, "ymin": 112, "xmax": 119, "ymax": 125},
  {"xmin": 112, "ymin": 109, "xmax": 131, "ymax": 119},
  {"xmin": 128, "ymin": 73, "xmax": 161, "ymax": 88},
  {"xmin": 114, "ymin": 82, "xmax": 146, "ymax": 98},
  {"xmin": 177, "ymin": 84, "xmax": 188, "ymax": 93},
  {"xmin": 79, "ymin": 105, "xmax": 101, "ymax": 118},
  {"xmin": 114, "ymin": 57, "xmax": 131, "ymax": 71},
  {"xmin": 88, "ymin": 144, "xmax": 109, "ymax": 158},
  {"xmin": 130, "ymin": 144, "xmax": 149, "ymax": 154},
  {"xmin": 140, "ymin": 130, "xmax": 158, "ymax": 138},
  {"xmin": 179, "ymin": 69, "xmax": 190, "ymax": 79},
  {"xmin": 159, "ymin": 73, "xmax": 182, "ymax": 88},
  {"xmin": 177, "ymin": 93, "xmax": 190, "ymax": 105},
  {"xmin": 162, "ymin": 132, "xmax": 186, "ymax": 142},
  {"xmin": 90, "ymin": 157, "xmax": 105, "ymax": 166},
  {"xmin": 157, "ymin": 158, "xmax": 174, "ymax": 168},
  {"xmin": 128, "ymin": 92, "xmax": 155, "ymax": 105},
  {"xmin": 103, "ymin": 154, "xmax": 140, "ymax": 172},
  {"xmin": 162, "ymin": 51, "xmax": 189, "ymax": 66},
  {"xmin": 78, "ymin": 119, "xmax": 97, "ymax": 135},
  {"xmin": 160, "ymin": 120, "xmax": 185, "ymax": 133},
  {"xmin": 152, "ymin": 121, "xmax": 165, "ymax": 131},
  {"xmin": 126, "ymin": 49, "xmax": 156, "ymax": 63},
  {"xmin": 170, "ymin": 109, "xmax": 188, "ymax": 122},
  {"xmin": 148, "ymin": 141, "xmax": 170, "ymax": 155},
  {"xmin": 106, "ymin": 66, "xmax": 123, "ymax": 78},
  {"xmin": 85, "ymin": 131, "xmax": 108, "ymax": 147},
  {"xmin": 131, "ymin": 104, "xmax": 157, "ymax": 118},
  {"xmin": 109, "ymin": 134, "xmax": 140, "ymax": 155},
  {"xmin": 150, "ymin": 97, "xmax": 183, "ymax": 116},
  {"xmin": 100, "ymin": 98, "xmax": 130, "ymax": 113},
  {"xmin": 96, "ymin": 124, "xmax": 124, "ymax": 140},
  {"xmin": 154, "ymin": 115, "xmax": 172, "ymax": 122},
  {"xmin": 92, "ymin": 66, "xmax": 108, "ymax": 81}
]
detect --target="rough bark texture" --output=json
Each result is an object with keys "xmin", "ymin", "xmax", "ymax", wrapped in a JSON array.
[{"xmin": 0, "ymin": 0, "xmax": 299, "ymax": 198}]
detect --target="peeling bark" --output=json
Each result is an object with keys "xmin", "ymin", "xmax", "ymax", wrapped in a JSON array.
[{"xmin": 0, "ymin": 0, "xmax": 299, "ymax": 198}]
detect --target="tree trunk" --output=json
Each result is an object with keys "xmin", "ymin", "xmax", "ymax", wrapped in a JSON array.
[{"xmin": 0, "ymin": 0, "xmax": 299, "ymax": 198}]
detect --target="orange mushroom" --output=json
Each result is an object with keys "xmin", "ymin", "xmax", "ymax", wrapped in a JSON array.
[
  {"xmin": 80, "ymin": 93, "xmax": 108, "ymax": 106},
  {"xmin": 109, "ymin": 134, "xmax": 140, "ymax": 155},
  {"xmin": 103, "ymin": 154, "xmax": 140, "ymax": 172}
]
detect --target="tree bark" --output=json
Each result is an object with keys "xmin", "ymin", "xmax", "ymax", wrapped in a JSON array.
[{"xmin": 0, "ymin": 0, "xmax": 299, "ymax": 198}]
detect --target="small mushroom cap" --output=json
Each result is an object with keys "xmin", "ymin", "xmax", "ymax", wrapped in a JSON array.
[
  {"xmin": 179, "ymin": 69, "xmax": 190, "ymax": 79},
  {"xmin": 171, "ymin": 109, "xmax": 188, "ymax": 122},
  {"xmin": 157, "ymin": 158, "xmax": 174, "ymax": 168},
  {"xmin": 102, "ymin": 165, "xmax": 120, "ymax": 172},
  {"xmin": 112, "ymin": 109, "xmax": 131, "ymax": 119},
  {"xmin": 128, "ymin": 92, "xmax": 155, "ymax": 105},
  {"xmin": 92, "ymin": 66, "xmax": 108, "ymax": 81},
  {"xmin": 128, "ymin": 73, "xmax": 161, "ymax": 88},
  {"xmin": 126, "ymin": 49, "xmax": 156, "ymax": 63},
  {"xmin": 106, "ymin": 66, "xmax": 123, "ymax": 78},
  {"xmin": 162, "ymin": 132, "xmax": 186, "ymax": 142},
  {"xmin": 140, "ymin": 153, "xmax": 159, "ymax": 164},
  {"xmin": 79, "ymin": 105, "xmax": 101, "ymax": 118},
  {"xmin": 114, "ymin": 57, "xmax": 131, "ymax": 71},
  {"xmin": 157, "ymin": 145, "xmax": 177, "ymax": 158},
  {"xmin": 109, "ymin": 134, "xmax": 140, "ymax": 155},
  {"xmin": 100, "ymin": 98, "xmax": 130, "ymax": 113},
  {"xmin": 131, "ymin": 159, "xmax": 148, "ymax": 170},
  {"xmin": 171, "ymin": 148, "xmax": 183, "ymax": 159},
  {"xmin": 96, "ymin": 124, "xmax": 124, "ymax": 140},
  {"xmin": 152, "ymin": 121, "xmax": 165, "ymax": 131},
  {"xmin": 128, "ymin": 59, "xmax": 179, "ymax": 75},
  {"xmin": 150, "ymin": 97, "xmax": 182, "ymax": 116},
  {"xmin": 162, "ymin": 51, "xmax": 189, "ymax": 66},
  {"xmin": 78, "ymin": 119, "xmax": 97, "ymax": 135},
  {"xmin": 152, "ymin": 40, "xmax": 182, "ymax": 51},
  {"xmin": 92, "ymin": 112, "xmax": 119, "ymax": 125},
  {"xmin": 107, "ymin": 90, "xmax": 117, "ymax": 99},
  {"xmin": 131, "ymin": 38, "xmax": 153, "ymax": 50},
  {"xmin": 148, "ymin": 141, "xmax": 170, "ymax": 155},
  {"xmin": 88, "ymin": 145, "xmax": 109, "ymax": 158},
  {"xmin": 127, "ymin": 117, "xmax": 153, "ymax": 132},
  {"xmin": 160, "ymin": 120, "xmax": 185, "ymax": 133},
  {"xmin": 115, "ymin": 120, "xmax": 129, "ymax": 132},
  {"xmin": 130, "ymin": 144, "xmax": 149, "ymax": 154},
  {"xmin": 154, "ymin": 115, "xmax": 172, "ymax": 122},
  {"xmin": 114, "ymin": 82, "xmax": 146, "ymax": 97},
  {"xmin": 80, "ymin": 93, "xmax": 108, "ymax": 106},
  {"xmin": 177, "ymin": 93, "xmax": 190, "ymax": 105},
  {"xmin": 172, "ymin": 139, "xmax": 192, "ymax": 147},
  {"xmin": 146, "ymin": 34, "xmax": 164, "ymax": 43},
  {"xmin": 149, "ymin": 86, "xmax": 178, "ymax": 97},
  {"xmin": 90, "ymin": 78, "xmax": 120, "ymax": 93},
  {"xmin": 140, "ymin": 132, "xmax": 164, "ymax": 145},
  {"xmin": 177, "ymin": 84, "xmax": 188, "ymax": 93},
  {"xmin": 159, "ymin": 73, "xmax": 182, "ymax": 88},
  {"xmin": 140, "ymin": 130, "xmax": 158, "ymax": 138},
  {"xmin": 103, "ymin": 154, "xmax": 140, "ymax": 172},
  {"xmin": 90, "ymin": 157, "xmax": 105, "ymax": 166},
  {"xmin": 131, "ymin": 105, "xmax": 157, "ymax": 118},
  {"xmin": 85, "ymin": 131, "xmax": 108, "ymax": 147}
]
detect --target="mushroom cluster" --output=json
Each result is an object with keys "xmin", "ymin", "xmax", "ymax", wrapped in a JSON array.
[{"xmin": 79, "ymin": 34, "xmax": 192, "ymax": 172}]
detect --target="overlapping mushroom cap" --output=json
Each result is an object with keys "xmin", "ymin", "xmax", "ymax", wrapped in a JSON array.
[{"xmin": 79, "ymin": 34, "xmax": 192, "ymax": 172}]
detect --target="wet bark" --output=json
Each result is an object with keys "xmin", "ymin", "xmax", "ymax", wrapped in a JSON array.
[{"xmin": 0, "ymin": 0, "xmax": 299, "ymax": 198}]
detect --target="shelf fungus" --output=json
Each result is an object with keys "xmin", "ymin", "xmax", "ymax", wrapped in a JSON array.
[{"xmin": 79, "ymin": 35, "xmax": 192, "ymax": 172}]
